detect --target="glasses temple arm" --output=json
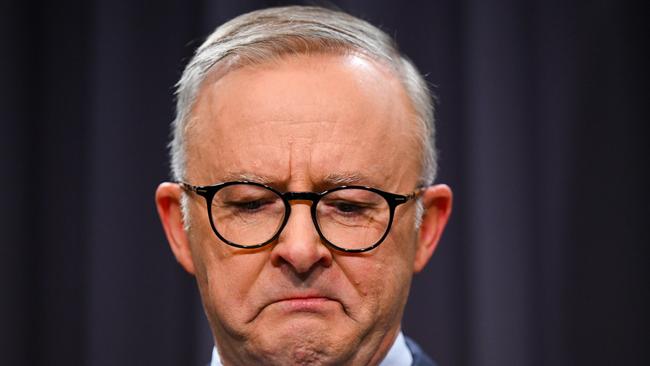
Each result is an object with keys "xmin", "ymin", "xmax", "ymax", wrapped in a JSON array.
[{"xmin": 177, "ymin": 182, "xmax": 198, "ymax": 193}]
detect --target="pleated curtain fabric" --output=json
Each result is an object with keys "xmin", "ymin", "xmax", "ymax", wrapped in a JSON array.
[{"xmin": 1, "ymin": 1, "xmax": 646, "ymax": 365}]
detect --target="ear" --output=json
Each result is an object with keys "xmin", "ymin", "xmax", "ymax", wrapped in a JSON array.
[
  {"xmin": 155, "ymin": 182, "xmax": 196, "ymax": 275},
  {"xmin": 413, "ymin": 184, "xmax": 452, "ymax": 273}
]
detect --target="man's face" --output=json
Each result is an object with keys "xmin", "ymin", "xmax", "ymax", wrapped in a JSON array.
[{"xmin": 159, "ymin": 53, "xmax": 448, "ymax": 365}]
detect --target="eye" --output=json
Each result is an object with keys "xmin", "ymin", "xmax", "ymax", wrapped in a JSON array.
[
  {"xmin": 229, "ymin": 199, "xmax": 270, "ymax": 211},
  {"xmin": 324, "ymin": 200, "xmax": 373, "ymax": 217},
  {"xmin": 332, "ymin": 201, "xmax": 366, "ymax": 214}
]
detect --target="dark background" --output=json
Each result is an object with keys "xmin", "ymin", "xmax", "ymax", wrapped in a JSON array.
[{"xmin": 1, "ymin": 0, "xmax": 647, "ymax": 365}]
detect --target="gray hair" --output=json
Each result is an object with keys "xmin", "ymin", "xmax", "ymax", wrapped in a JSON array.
[{"xmin": 169, "ymin": 6, "xmax": 436, "ymax": 228}]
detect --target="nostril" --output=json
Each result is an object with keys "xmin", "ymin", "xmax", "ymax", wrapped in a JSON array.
[
  {"xmin": 271, "ymin": 237, "xmax": 329, "ymax": 273},
  {"xmin": 271, "ymin": 245, "xmax": 333, "ymax": 275}
]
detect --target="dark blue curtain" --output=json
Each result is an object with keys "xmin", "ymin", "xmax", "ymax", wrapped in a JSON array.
[{"xmin": 2, "ymin": 1, "xmax": 647, "ymax": 365}]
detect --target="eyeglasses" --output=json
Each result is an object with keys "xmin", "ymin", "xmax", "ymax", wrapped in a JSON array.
[{"xmin": 179, "ymin": 181, "xmax": 423, "ymax": 253}]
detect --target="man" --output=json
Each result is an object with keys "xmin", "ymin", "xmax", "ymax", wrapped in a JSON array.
[{"xmin": 155, "ymin": 6, "xmax": 452, "ymax": 366}]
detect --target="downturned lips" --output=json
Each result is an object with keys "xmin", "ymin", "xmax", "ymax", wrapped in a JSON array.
[
  {"xmin": 275, "ymin": 296, "xmax": 336, "ymax": 313},
  {"xmin": 263, "ymin": 291, "xmax": 342, "ymax": 314}
]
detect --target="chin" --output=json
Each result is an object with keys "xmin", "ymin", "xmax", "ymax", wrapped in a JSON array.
[
  {"xmin": 249, "ymin": 339, "xmax": 349, "ymax": 366},
  {"xmin": 246, "ymin": 318, "xmax": 358, "ymax": 366}
]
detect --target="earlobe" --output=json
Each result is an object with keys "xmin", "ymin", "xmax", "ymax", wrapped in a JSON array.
[
  {"xmin": 155, "ymin": 182, "xmax": 196, "ymax": 275},
  {"xmin": 413, "ymin": 184, "xmax": 452, "ymax": 273}
]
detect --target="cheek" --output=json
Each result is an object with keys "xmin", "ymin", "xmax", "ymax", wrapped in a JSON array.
[
  {"xmin": 369, "ymin": 227, "xmax": 418, "ymax": 306},
  {"xmin": 190, "ymin": 229, "xmax": 270, "ymax": 331},
  {"xmin": 338, "ymin": 248, "xmax": 413, "ymax": 317},
  {"xmin": 389, "ymin": 215, "xmax": 420, "ymax": 268}
]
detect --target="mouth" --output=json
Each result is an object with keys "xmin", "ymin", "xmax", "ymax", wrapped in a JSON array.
[
  {"xmin": 274, "ymin": 296, "xmax": 337, "ymax": 313},
  {"xmin": 256, "ymin": 288, "xmax": 344, "ymax": 317}
]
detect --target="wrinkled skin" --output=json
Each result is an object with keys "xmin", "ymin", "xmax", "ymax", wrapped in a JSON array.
[{"xmin": 156, "ymin": 53, "xmax": 452, "ymax": 366}]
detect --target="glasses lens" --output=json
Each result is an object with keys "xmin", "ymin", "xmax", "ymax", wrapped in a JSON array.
[
  {"xmin": 211, "ymin": 184, "xmax": 285, "ymax": 246},
  {"xmin": 316, "ymin": 188, "xmax": 390, "ymax": 250}
]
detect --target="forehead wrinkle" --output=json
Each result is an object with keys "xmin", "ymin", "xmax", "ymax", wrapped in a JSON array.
[
  {"xmin": 263, "ymin": 118, "xmax": 337, "ymax": 127},
  {"xmin": 287, "ymin": 137, "xmax": 313, "ymax": 188}
]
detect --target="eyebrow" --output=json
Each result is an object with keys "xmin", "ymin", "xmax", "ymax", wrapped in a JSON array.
[
  {"xmin": 219, "ymin": 171, "xmax": 379, "ymax": 189},
  {"xmin": 220, "ymin": 172, "xmax": 276, "ymax": 184},
  {"xmin": 322, "ymin": 172, "xmax": 375, "ymax": 187}
]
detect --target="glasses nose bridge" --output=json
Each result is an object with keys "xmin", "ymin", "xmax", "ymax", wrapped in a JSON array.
[
  {"xmin": 278, "ymin": 191, "xmax": 322, "ymax": 244},
  {"xmin": 282, "ymin": 191, "xmax": 321, "ymax": 205},
  {"xmin": 280, "ymin": 191, "xmax": 321, "ymax": 232}
]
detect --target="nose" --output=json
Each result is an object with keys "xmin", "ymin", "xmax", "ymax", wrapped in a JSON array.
[{"xmin": 270, "ymin": 201, "xmax": 332, "ymax": 274}]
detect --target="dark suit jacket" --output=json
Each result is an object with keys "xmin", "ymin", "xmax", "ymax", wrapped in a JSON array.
[{"xmin": 405, "ymin": 336, "xmax": 438, "ymax": 366}]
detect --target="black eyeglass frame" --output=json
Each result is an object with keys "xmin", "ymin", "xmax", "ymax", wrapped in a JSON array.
[{"xmin": 179, "ymin": 181, "xmax": 424, "ymax": 253}]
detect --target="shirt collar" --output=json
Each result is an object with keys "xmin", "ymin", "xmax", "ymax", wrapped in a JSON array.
[
  {"xmin": 210, "ymin": 330, "xmax": 413, "ymax": 366},
  {"xmin": 379, "ymin": 331, "xmax": 413, "ymax": 366}
]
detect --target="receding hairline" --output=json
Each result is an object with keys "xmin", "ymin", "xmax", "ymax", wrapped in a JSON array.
[
  {"xmin": 200, "ymin": 44, "xmax": 400, "ymax": 89},
  {"xmin": 170, "ymin": 5, "xmax": 437, "ymax": 186},
  {"xmin": 182, "ymin": 50, "xmax": 426, "ymax": 180},
  {"xmin": 187, "ymin": 47, "xmax": 415, "ymax": 121}
]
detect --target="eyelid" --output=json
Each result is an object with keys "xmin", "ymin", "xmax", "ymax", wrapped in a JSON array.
[{"xmin": 323, "ymin": 198, "xmax": 374, "ymax": 206}]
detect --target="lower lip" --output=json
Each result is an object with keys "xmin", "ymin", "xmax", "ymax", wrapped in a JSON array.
[{"xmin": 276, "ymin": 297, "xmax": 333, "ymax": 312}]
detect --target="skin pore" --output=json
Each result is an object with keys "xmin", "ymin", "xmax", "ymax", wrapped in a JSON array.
[{"xmin": 155, "ymin": 52, "xmax": 452, "ymax": 365}]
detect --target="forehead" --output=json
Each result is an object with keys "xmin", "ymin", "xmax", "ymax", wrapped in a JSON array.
[{"xmin": 185, "ymin": 53, "xmax": 421, "ymax": 189}]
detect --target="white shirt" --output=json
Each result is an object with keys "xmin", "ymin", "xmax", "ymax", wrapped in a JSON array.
[{"xmin": 210, "ymin": 331, "xmax": 413, "ymax": 366}]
